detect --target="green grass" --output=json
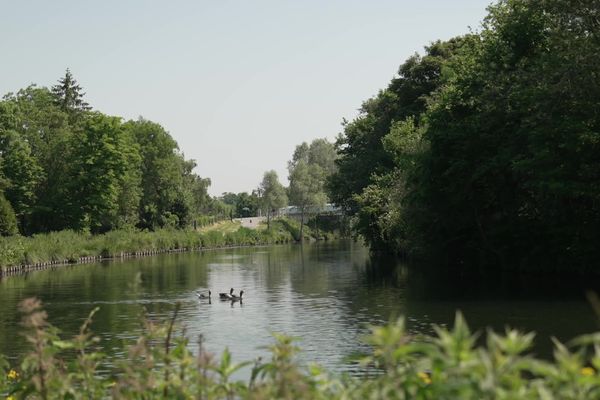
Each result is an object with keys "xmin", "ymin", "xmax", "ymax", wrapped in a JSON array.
[
  {"xmin": 0, "ymin": 225, "xmax": 295, "ymax": 272},
  {"xmin": 199, "ymin": 220, "xmax": 242, "ymax": 234},
  {"xmin": 0, "ymin": 217, "xmax": 342, "ymax": 273}
]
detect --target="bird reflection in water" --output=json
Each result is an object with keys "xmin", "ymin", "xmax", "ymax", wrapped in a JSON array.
[
  {"xmin": 230, "ymin": 290, "xmax": 244, "ymax": 307},
  {"xmin": 196, "ymin": 290, "xmax": 212, "ymax": 305},
  {"xmin": 231, "ymin": 299, "xmax": 243, "ymax": 308}
]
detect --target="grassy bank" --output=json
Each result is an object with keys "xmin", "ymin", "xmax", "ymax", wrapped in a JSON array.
[
  {"xmin": 0, "ymin": 220, "xmax": 298, "ymax": 273},
  {"xmin": 0, "ymin": 217, "xmax": 345, "ymax": 274},
  {"xmin": 2, "ymin": 300, "xmax": 600, "ymax": 399},
  {"xmin": 276, "ymin": 217, "xmax": 342, "ymax": 242}
]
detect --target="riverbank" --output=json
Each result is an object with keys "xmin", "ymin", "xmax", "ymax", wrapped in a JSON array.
[
  {"xmin": 0, "ymin": 221, "xmax": 291, "ymax": 277},
  {"xmin": 0, "ymin": 218, "xmax": 341, "ymax": 277}
]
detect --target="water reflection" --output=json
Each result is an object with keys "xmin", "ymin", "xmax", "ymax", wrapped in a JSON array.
[{"xmin": 0, "ymin": 240, "xmax": 598, "ymax": 376}]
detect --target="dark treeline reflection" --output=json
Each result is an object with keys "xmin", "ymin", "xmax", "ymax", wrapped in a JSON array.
[{"xmin": 360, "ymin": 253, "xmax": 600, "ymax": 358}]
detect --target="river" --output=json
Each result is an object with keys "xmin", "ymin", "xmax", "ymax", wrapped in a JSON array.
[{"xmin": 0, "ymin": 240, "xmax": 597, "ymax": 375}]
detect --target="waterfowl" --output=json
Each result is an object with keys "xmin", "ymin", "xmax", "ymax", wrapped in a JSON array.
[
  {"xmin": 219, "ymin": 288, "xmax": 234, "ymax": 300},
  {"xmin": 196, "ymin": 290, "xmax": 211, "ymax": 299},
  {"xmin": 230, "ymin": 290, "xmax": 244, "ymax": 301}
]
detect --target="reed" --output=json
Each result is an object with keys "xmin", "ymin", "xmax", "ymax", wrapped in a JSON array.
[{"xmin": 0, "ymin": 222, "xmax": 297, "ymax": 273}]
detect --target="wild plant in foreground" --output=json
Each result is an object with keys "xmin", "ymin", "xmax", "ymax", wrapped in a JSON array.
[{"xmin": 3, "ymin": 298, "xmax": 600, "ymax": 399}]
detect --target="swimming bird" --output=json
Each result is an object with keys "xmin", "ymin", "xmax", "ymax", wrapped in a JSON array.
[
  {"xmin": 219, "ymin": 288, "xmax": 234, "ymax": 300},
  {"xmin": 196, "ymin": 290, "xmax": 211, "ymax": 299},
  {"xmin": 230, "ymin": 290, "xmax": 244, "ymax": 301}
]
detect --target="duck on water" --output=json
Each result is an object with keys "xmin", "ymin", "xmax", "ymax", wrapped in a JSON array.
[
  {"xmin": 230, "ymin": 290, "xmax": 244, "ymax": 302},
  {"xmin": 197, "ymin": 288, "xmax": 244, "ymax": 302}
]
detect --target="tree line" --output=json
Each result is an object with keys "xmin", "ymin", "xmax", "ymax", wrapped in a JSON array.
[
  {"xmin": 327, "ymin": 0, "xmax": 600, "ymax": 272},
  {"xmin": 0, "ymin": 64, "xmax": 340, "ymax": 239},
  {"xmin": 0, "ymin": 70, "xmax": 227, "ymax": 235},
  {"xmin": 220, "ymin": 137, "xmax": 338, "ymax": 237}
]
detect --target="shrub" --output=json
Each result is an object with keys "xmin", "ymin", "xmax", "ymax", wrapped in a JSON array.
[
  {"xmin": 0, "ymin": 194, "xmax": 17, "ymax": 236},
  {"xmin": 3, "ymin": 300, "xmax": 600, "ymax": 399}
]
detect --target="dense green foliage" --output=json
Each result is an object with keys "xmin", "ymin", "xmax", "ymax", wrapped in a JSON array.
[
  {"xmin": 220, "ymin": 191, "xmax": 260, "ymax": 218},
  {"xmin": 0, "ymin": 71, "xmax": 226, "ymax": 235},
  {"xmin": 329, "ymin": 0, "xmax": 600, "ymax": 271},
  {"xmin": 288, "ymin": 138, "xmax": 337, "ymax": 239},
  {"xmin": 0, "ymin": 194, "xmax": 17, "ymax": 237},
  {"xmin": 258, "ymin": 170, "xmax": 287, "ymax": 228},
  {"xmin": 3, "ymin": 299, "xmax": 600, "ymax": 399},
  {"xmin": 328, "ymin": 38, "xmax": 463, "ymax": 216}
]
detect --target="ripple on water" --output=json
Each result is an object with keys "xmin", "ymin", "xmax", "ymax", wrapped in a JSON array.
[{"xmin": 1, "ymin": 241, "xmax": 594, "ymax": 378}]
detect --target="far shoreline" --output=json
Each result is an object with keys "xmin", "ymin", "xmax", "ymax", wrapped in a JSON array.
[{"xmin": 0, "ymin": 218, "xmax": 341, "ymax": 279}]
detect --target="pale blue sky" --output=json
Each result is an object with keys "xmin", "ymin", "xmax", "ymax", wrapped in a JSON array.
[{"xmin": 0, "ymin": 1, "xmax": 491, "ymax": 195}]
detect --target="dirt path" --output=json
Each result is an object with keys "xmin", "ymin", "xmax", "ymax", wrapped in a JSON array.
[{"xmin": 235, "ymin": 217, "xmax": 266, "ymax": 229}]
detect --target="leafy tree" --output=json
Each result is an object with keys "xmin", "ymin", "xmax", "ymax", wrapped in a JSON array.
[
  {"xmin": 124, "ymin": 118, "xmax": 187, "ymax": 229},
  {"xmin": 289, "ymin": 142, "xmax": 309, "ymax": 169},
  {"xmin": 353, "ymin": 118, "xmax": 425, "ymax": 251},
  {"xmin": 2, "ymin": 85, "xmax": 71, "ymax": 157},
  {"xmin": 0, "ymin": 192, "xmax": 17, "ymax": 236},
  {"xmin": 307, "ymin": 138, "xmax": 337, "ymax": 176},
  {"xmin": 207, "ymin": 197, "xmax": 233, "ymax": 221},
  {"xmin": 287, "ymin": 139, "xmax": 336, "ymax": 240},
  {"xmin": 0, "ymin": 130, "xmax": 43, "ymax": 231},
  {"xmin": 328, "ymin": 38, "xmax": 467, "ymax": 214},
  {"xmin": 289, "ymin": 138, "xmax": 337, "ymax": 175},
  {"xmin": 218, "ymin": 192, "xmax": 260, "ymax": 218},
  {"xmin": 0, "ymin": 73, "xmax": 214, "ymax": 235},
  {"xmin": 115, "ymin": 127, "xmax": 142, "ymax": 229},
  {"xmin": 412, "ymin": 0, "xmax": 600, "ymax": 270},
  {"xmin": 288, "ymin": 160, "xmax": 327, "ymax": 240},
  {"xmin": 67, "ymin": 113, "xmax": 139, "ymax": 232},
  {"xmin": 0, "ymin": 85, "xmax": 74, "ymax": 233},
  {"xmin": 220, "ymin": 192, "xmax": 239, "ymax": 207},
  {"xmin": 340, "ymin": 0, "xmax": 600, "ymax": 270},
  {"xmin": 259, "ymin": 170, "xmax": 287, "ymax": 228},
  {"xmin": 235, "ymin": 192, "xmax": 259, "ymax": 218},
  {"xmin": 328, "ymin": 0, "xmax": 600, "ymax": 272},
  {"xmin": 176, "ymin": 159, "xmax": 215, "ymax": 228},
  {"xmin": 183, "ymin": 164, "xmax": 213, "ymax": 220}
]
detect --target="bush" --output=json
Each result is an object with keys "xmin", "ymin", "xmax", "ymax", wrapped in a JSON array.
[
  {"xmin": 0, "ymin": 194, "xmax": 17, "ymax": 236},
  {"xmin": 3, "ymin": 299, "xmax": 600, "ymax": 399}
]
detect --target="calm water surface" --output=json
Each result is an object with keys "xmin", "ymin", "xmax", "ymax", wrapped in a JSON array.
[{"xmin": 0, "ymin": 240, "xmax": 597, "ymax": 375}]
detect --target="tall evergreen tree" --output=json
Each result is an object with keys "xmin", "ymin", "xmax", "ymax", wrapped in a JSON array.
[{"xmin": 51, "ymin": 69, "xmax": 91, "ymax": 114}]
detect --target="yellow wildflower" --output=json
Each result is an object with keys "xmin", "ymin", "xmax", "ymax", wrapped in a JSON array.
[
  {"xmin": 417, "ymin": 371, "xmax": 432, "ymax": 385},
  {"xmin": 7, "ymin": 396, "xmax": 16, "ymax": 400},
  {"xmin": 7, "ymin": 369, "xmax": 18, "ymax": 380},
  {"xmin": 581, "ymin": 367, "xmax": 595, "ymax": 376}
]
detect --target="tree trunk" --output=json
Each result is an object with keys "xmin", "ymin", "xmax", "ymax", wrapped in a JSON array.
[{"xmin": 299, "ymin": 207, "xmax": 305, "ymax": 241}]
